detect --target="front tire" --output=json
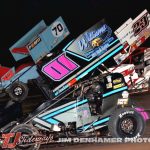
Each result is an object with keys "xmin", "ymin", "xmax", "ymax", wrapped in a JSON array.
[{"xmin": 108, "ymin": 107, "xmax": 145, "ymax": 138}]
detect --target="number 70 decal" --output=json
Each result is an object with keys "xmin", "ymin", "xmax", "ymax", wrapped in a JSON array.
[{"xmin": 42, "ymin": 53, "xmax": 79, "ymax": 81}]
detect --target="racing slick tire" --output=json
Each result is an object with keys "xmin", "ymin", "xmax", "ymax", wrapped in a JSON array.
[
  {"xmin": 108, "ymin": 107, "xmax": 145, "ymax": 138},
  {"xmin": 7, "ymin": 82, "xmax": 29, "ymax": 102},
  {"xmin": 10, "ymin": 124, "xmax": 40, "ymax": 150}
]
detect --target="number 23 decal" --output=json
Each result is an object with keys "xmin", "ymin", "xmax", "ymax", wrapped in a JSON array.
[{"xmin": 133, "ymin": 13, "xmax": 149, "ymax": 36}]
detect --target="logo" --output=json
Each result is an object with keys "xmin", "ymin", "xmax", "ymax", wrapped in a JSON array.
[
  {"xmin": 1, "ymin": 132, "xmax": 54, "ymax": 149},
  {"xmin": 78, "ymin": 24, "xmax": 112, "ymax": 52},
  {"xmin": 113, "ymin": 78, "xmax": 122, "ymax": 84},
  {"xmin": 91, "ymin": 38, "xmax": 103, "ymax": 48},
  {"xmin": 28, "ymin": 37, "xmax": 41, "ymax": 50},
  {"xmin": 113, "ymin": 83, "xmax": 125, "ymax": 89},
  {"xmin": 119, "ymin": 111, "xmax": 134, "ymax": 118}
]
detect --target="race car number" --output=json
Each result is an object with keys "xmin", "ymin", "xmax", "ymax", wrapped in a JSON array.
[
  {"xmin": 42, "ymin": 53, "xmax": 79, "ymax": 81},
  {"xmin": 133, "ymin": 13, "xmax": 149, "ymax": 36},
  {"xmin": 51, "ymin": 21, "xmax": 64, "ymax": 37}
]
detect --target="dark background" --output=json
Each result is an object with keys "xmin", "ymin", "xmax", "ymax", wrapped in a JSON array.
[{"xmin": 0, "ymin": 0, "xmax": 150, "ymax": 66}]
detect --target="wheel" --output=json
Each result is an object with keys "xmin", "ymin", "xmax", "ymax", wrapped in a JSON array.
[
  {"xmin": 108, "ymin": 107, "xmax": 145, "ymax": 138},
  {"xmin": 7, "ymin": 82, "xmax": 29, "ymax": 102},
  {"xmin": 10, "ymin": 124, "xmax": 40, "ymax": 150}
]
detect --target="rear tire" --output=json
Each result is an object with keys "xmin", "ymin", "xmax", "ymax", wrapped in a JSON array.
[
  {"xmin": 108, "ymin": 107, "xmax": 145, "ymax": 138},
  {"xmin": 7, "ymin": 82, "xmax": 28, "ymax": 102}
]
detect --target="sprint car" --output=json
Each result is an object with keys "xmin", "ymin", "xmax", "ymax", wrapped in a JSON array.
[{"xmin": 0, "ymin": 17, "xmax": 69, "ymax": 102}]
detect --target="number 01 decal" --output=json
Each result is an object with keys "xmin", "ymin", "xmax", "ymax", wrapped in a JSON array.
[{"xmin": 42, "ymin": 53, "xmax": 79, "ymax": 81}]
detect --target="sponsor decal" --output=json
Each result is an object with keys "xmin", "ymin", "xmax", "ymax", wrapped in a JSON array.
[
  {"xmin": 106, "ymin": 83, "xmax": 113, "ymax": 89},
  {"xmin": 119, "ymin": 111, "xmax": 134, "ymax": 118},
  {"xmin": 1, "ymin": 132, "xmax": 21, "ymax": 149},
  {"xmin": 106, "ymin": 75, "xmax": 112, "ymax": 89},
  {"xmin": 113, "ymin": 83, "xmax": 125, "ymax": 89},
  {"xmin": 78, "ymin": 24, "xmax": 109, "ymax": 51},
  {"xmin": 106, "ymin": 75, "xmax": 112, "ymax": 82},
  {"xmin": 28, "ymin": 37, "xmax": 41, "ymax": 50},
  {"xmin": 0, "ymin": 132, "xmax": 54, "ymax": 149},
  {"xmin": 113, "ymin": 78, "xmax": 122, "ymax": 84},
  {"xmin": 1, "ymin": 69, "xmax": 14, "ymax": 81},
  {"xmin": 117, "ymin": 98, "xmax": 128, "ymax": 105}
]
